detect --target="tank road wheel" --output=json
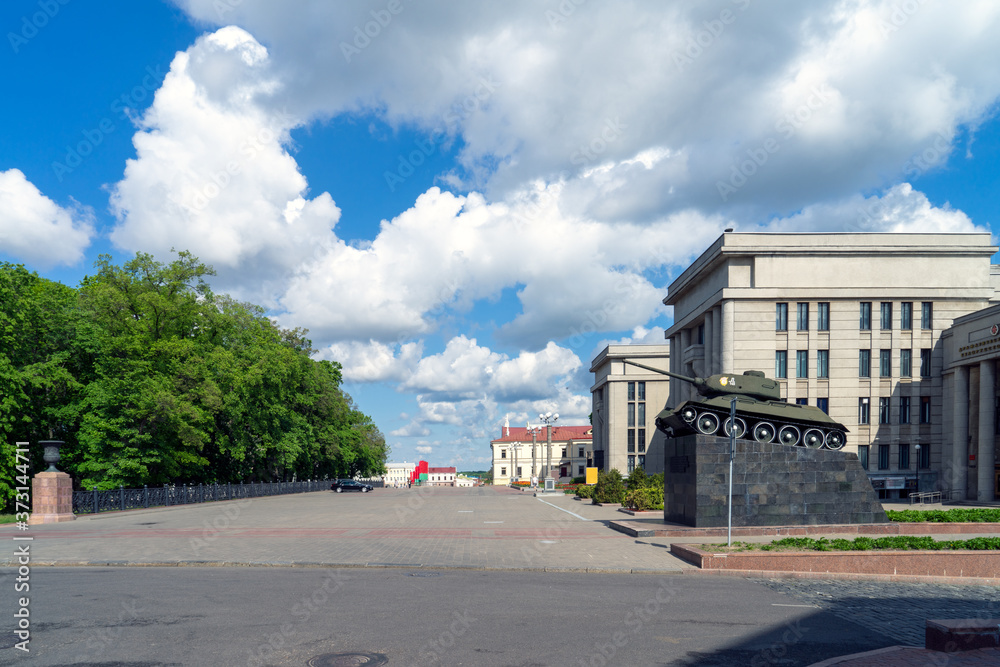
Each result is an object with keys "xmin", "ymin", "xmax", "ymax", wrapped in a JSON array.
[
  {"xmin": 777, "ymin": 425, "xmax": 800, "ymax": 446},
  {"xmin": 802, "ymin": 428, "xmax": 824, "ymax": 448},
  {"xmin": 696, "ymin": 412, "xmax": 720, "ymax": 435},
  {"xmin": 680, "ymin": 406, "xmax": 698, "ymax": 424},
  {"xmin": 824, "ymin": 430, "xmax": 846, "ymax": 450},
  {"xmin": 723, "ymin": 417, "xmax": 747, "ymax": 439},
  {"xmin": 752, "ymin": 422, "xmax": 775, "ymax": 443}
]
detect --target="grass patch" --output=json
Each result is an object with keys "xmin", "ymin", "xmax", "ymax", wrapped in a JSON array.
[
  {"xmin": 707, "ymin": 536, "xmax": 1000, "ymax": 552},
  {"xmin": 886, "ymin": 508, "xmax": 1000, "ymax": 523},
  {"xmin": 0, "ymin": 515, "xmax": 17, "ymax": 525}
]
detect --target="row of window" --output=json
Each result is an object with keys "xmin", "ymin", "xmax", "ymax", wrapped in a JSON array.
[
  {"xmin": 858, "ymin": 443, "xmax": 930, "ymax": 471},
  {"xmin": 627, "ymin": 381, "xmax": 647, "ymax": 454},
  {"xmin": 858, "ymin": 396, "xmax": 932, "ymax": 425},
  {"xmin": 775, "ymin": 348, "xmax": 931, "ymax": 379},
  {"xmin": 501, "ymin": 464, "xmax": 590, "ymax": 477},
  {"xmin": 776, "ymin": 301, "xmax": 932, "ymax": 332},
  {"xmin": 498, "ymin": 446, "xmax": 586, "ymax": 459}
]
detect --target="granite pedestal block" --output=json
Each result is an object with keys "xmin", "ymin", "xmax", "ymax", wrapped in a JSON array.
[
  {"xmin": 28, "ymin": 471, "xmax": 76, "ymax": 524},
  {"xmin": 664, "ymin": 434, "xmax": 888, "ymax": 527}
]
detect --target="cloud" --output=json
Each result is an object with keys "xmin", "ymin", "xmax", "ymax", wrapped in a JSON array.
[
  {"xmin": 0, "ymin": 169, "xmax": 94, "ymax": 267},
  {"xmin": 415, "ymin": 445, "xmax": 434, "ymax": 455}
]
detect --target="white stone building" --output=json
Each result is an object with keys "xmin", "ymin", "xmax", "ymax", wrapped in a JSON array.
[
  {"xmin": 490, "ymin": 424, "xmax": 593, "ymax": 485},
  {"xmin": 383, "ymin": 461, "xmax": 417, "ymax": 487},
  {"xmin": 662, "ymin": 232, "xmax": 999, "ymax": 500},
  {"xmin": 590, "ymin": 344, "xmax": 670, "ymax": 475}
]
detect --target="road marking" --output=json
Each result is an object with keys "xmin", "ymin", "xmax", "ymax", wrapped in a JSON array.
[
  {"xmin": 458, "ymin": 510, "xmax": 473, "ymax": 513},
  {"xmin": 771, "ymin": 604, "xmax": 820, "ymax": 608},
  {"xmin": 535, "ymin": 498, "xmax": 589, "ymax": 521},
  {"xmin": 483, "ymin": 521, "xmax": 504, "ymax": 524}
]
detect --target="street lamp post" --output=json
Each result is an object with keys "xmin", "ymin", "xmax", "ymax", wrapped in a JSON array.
[
  {"xmin": 914, "ymin": 443, "xmax": 921, "ymax": 496},
  {"xmin": 540, "ymin": 412, "xmax": 558, "ymax": 489},
  {"xmin": 527, "ymin": 426, "xmax": 541, "ymax": 483}
]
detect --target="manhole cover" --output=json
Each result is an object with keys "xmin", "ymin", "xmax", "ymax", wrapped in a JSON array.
[
  {"xmin": 408, "ymin": 572, "xmax": 441, "ymax": 577},
  {"xmin": 307, "ymin": 652, "xmax": 388, "ymax": 666}
]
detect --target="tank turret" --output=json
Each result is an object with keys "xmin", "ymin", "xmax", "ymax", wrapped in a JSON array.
[{"xmin": 623, "ymin": 360, "xmax": 848, "ymax": 450}]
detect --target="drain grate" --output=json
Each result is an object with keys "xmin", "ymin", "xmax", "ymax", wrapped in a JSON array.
[{"xmin": 307, "ymin": 652, "xmax": 388, "ymax": 666}]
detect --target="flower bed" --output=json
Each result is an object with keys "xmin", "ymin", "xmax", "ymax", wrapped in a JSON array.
[
  {"xmin": 886, "ymin": 508, "xmax": 1000, "ymax": 523},
  {"xmin": 709, "ymin": 536, "xmax": 1000, "ymax": 553}
]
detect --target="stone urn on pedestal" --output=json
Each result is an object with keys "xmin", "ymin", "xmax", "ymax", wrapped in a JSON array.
[{"xmin": 29, "ymin": 440, "xmax": 76, "ymax": 524}]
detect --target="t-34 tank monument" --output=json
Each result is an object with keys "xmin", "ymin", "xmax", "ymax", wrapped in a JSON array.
[{"xmin": 626, "ymin": 362, "xmax": 888, "ymax": 527}]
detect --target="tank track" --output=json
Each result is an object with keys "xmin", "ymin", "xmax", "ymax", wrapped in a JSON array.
[{"xmin": 664, "ymin": 405, "xmax": 847, "ymax": 450}]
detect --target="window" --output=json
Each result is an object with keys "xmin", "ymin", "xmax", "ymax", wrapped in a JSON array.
[
  {"xmin": 860, "ymin": 302, "xmax": 872, "ymax": 330},
  {"xmin": 698, "ymin": 323, "xmax": 705, "ymax": 344},
  {"xmin": 858, "ymin": 397, "xmax": 870, "ymax": 424},
  {"xmin": 858, "ymin": 445, "xmax": 870, "ymax": 470},
  {"xmin": 879, "ymin": 349, "xmax": 891, "ymax": 377},
  {"xmin": 501, "ymin": 467, "xmax": 507, "ymax": 476},
  {"xmin": 817, "ymin": 397, "xmax": 829, "ymax": 414},
  {"xmin": 578, "ymin": 465, "xmax": 585, "ymax": 476},
  {"xmin": 899, "ymin": 444, "xmax": 910, "ymax": 470},
  {"xmin": 627, "ymin": 455, "xmax": 635, "ymax": 473},
  {"xmin": 638, "ymin": 455, "xmax": 645, "ymax": 469},
  {"xmin": 797, "ymin": 302, "xmax": 809, "ymax": 330},
  {"xmin": 920, "ymin": 396, "xmax": 931, "ymax": 424},
  {"xmin": 878, "ymin": 397, "xmax": 890, "ymax": 424},
  {"xmin": 792, "ymin": 398, "xmax": 806, "ymax": 405},
  {"xmin": 859, "ymin": 349, "xmax": 871, "ymax": 377},
  {"xmin": 900, "ymin": 349, "xmax": 912, "ymax": 377},
  {"xmin": 899, "ymin": 396, "xmax": 911, "ymax": 424},
  {"xmin": 880, "ymin": 302, "xmax": 892, "ymax": 330},
  {"xmin": 776, "ymin": 303, "xmax": 788, "ymax": 331},
  {"xmin": 796, "ymin": 350, "xmax": 808, "ymax": 378},
  {"xmin": 775, "ymin": 350, "xmax": 787, "ymax": 378},
  {"xmin": 501, "ymin": 449, "xmax": 506, "ymax": 459},
  {"xmin": 561, "ymin": 448, "xmax": 567, "ymax": 458},
  {"xmin": 627, "ymin": 381, "xmax": 645, "ymax": 456},
  {"xmin": 921, "ymin": 302, "xmax": 933, "ymax": 330},
  {"xmin": 901, "ymin": 302, "xmax": 913, "ymax": 330},
  {"xmin": 878, "ymin": 444, "xmax": 890, "ymax": 470},
  {"xmin": 918, "ymin": 444, "xmax": 930, "ymax": 469},
  {"xmin": 920, "ymin": 349, "xmax": 931, "ymax": 377},
  {"xmin": 578, "ymin": 447, "xmax": 585, "ymax": 458},
  {"xmin": 817, "ymin": 302, "xmax": 830, "ymax": 331},
  {"xmin": 817, "ymin": 350, "xmax": 829, "ymax": 378},
  {"xmin": 516, "ymin": 466, "xmax": 523, "ymax": 477}
]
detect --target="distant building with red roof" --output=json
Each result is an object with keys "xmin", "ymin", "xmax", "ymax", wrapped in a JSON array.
[{"xmin": 490, "ymin": 422, "xmax": 593, "ymax": 485}]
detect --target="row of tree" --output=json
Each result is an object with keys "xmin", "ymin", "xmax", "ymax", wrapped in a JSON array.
[{"xmin": 1, "ymin": 252, "xmax": 388, "ymax": 509}]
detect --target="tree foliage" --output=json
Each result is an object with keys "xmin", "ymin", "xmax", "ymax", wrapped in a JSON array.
[{"xmin": 1, "ymin": 253, "xmax": 388, "ymax": 504}]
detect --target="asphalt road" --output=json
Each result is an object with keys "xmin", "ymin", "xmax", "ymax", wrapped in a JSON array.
[{"xmin": 0, "ymin": 566, "xmax": 901, "ymax": 666}]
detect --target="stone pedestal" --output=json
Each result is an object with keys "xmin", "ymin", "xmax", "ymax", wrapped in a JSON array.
[
  {"xmin": 28, "ymin": 471, "xmax": 75, "ymax": 524},
  {"xmin": 664, "ymin": 434, "xmax": 888, "ymax": 527}
]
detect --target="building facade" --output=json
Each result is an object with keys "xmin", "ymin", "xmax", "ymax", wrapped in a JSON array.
[
  {"xmin": 426, "ymin": 466, "xmax": 457, "ymax": 486},
  {"xmin": 490, "ymin": 425, "xmax": 593, "ymax": 485},
  {"xmin": 662, "ymin": 232, "xmax": 999, "ymax": 499},
  {"xmin": 383, "ymin": 462, "xmax": 417, "ymax": 487},
  {"xmin": 590, "ymin": 344, "xmax": 670, "ymax": 475},
  {"xmin": 942, "ymin": 303, "xmax": 1000, "ymax": 501}
]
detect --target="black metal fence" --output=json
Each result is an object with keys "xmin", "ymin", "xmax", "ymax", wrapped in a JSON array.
[{"xmin": 71, "ymin": 479, "xmax": 348, "ymax": 515}]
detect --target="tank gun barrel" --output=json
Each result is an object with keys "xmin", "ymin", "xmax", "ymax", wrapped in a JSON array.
[{"xmin": 623, "ymin": 360, "xmax": 706, "ymax": 386}]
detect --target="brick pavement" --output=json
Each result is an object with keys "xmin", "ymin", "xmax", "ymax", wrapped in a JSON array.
[{"xmin": 0, "ymin": 486, "xmax": 693, "ymax": 573}]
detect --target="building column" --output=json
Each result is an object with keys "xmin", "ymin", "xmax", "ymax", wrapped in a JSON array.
[
  {"xmin": 978, "ymin": 360, "xmax": 996, "ymax": 502},
  {"xmin": 680, "ymin": 328, "xmax": 692, "ymax": 402},
  {"xmin": 669, "ymin": 334, "xmax": 679, "ymax": 405},
  {"xmin": 721, "ymin": 300, "xmax": 734, "ymax": 373},
  {"xmin": 712, "ymin": 307, "xmax": 722, "ymax": 374},
  {"xmin": 952, "ymin": 365, "xmax": 970, "ymax": 500},
  {"xmin": 703, "ymin": 312, "xmax": 714, "ymax": 379}
]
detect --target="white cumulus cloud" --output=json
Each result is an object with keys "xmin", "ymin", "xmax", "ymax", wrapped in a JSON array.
[{"xmin": 0, "ymin": 169, "xmax": 94, "ymax": 267}]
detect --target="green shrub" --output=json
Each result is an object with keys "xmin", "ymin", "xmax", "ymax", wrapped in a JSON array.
[
  {"xmin": 593, "ymin": 468, "xmax": 626, "ymax": 504},
  {"xmin": 647, "ymin": 472, "xmax": 663, "ymax": 490},
  {"xmin": 575, "ymin": 484, "xmax": 594, "ymax": 499},
  {"xmin": 624, "ymin": 486, "xmax": 663, "ymax": 511},
  {"xmin": 571, "ymin": 476, "xmax": 585, "ymax": 484},
  {"xmin": 886, "ymin": 508, "xmax": 1000, "ymax": 523},
  {"xmin": 626, "ymin": 466, "xmax": 647, "ymax": 490},
  {"xmin": 746, "ymin": 535, "xmax": 1000, "ymax": 552}
]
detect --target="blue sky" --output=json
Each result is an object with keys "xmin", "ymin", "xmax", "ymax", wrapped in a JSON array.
[{"xmin": 3, "ymin": 0, "xmax": 999, "ymax": 469}]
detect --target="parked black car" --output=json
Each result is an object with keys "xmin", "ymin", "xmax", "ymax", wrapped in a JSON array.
[{"xmin": 331, "ymin": 479, "xmax": 374, "ymax": 493}]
